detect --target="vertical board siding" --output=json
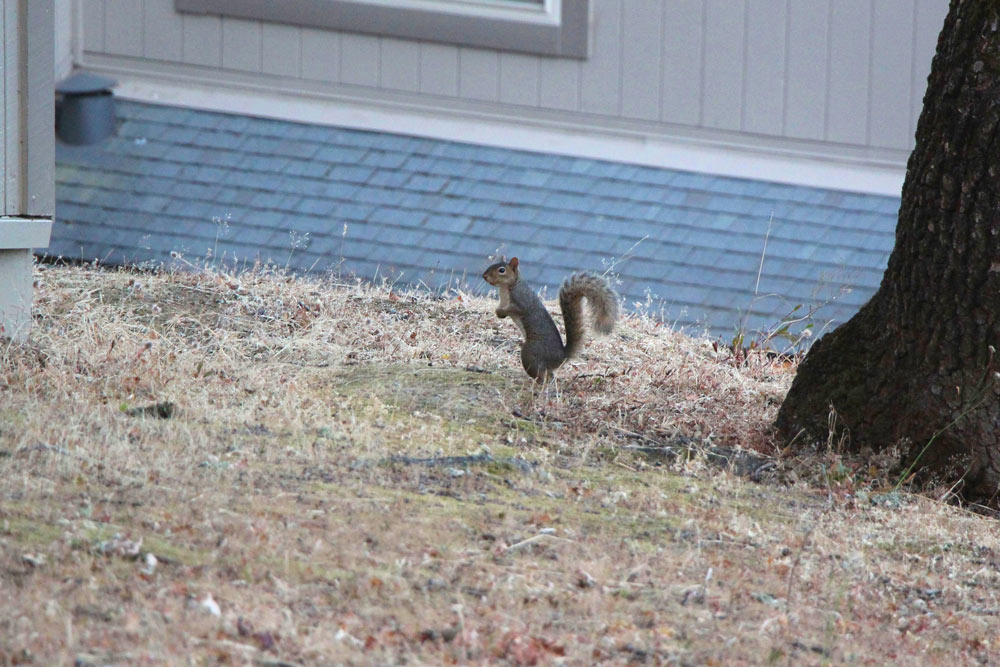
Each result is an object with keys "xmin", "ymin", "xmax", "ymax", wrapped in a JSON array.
[
  {"xmin": 702, "ymin": 0, "xmax": 745, "ymax": 131},
  {"xmin": 458, "ymin": 48, "xmax": 499, "ymax": 102},
  {"xmin": 538, "ymin": 57, "xmax": 579, "ymax": 111},
  {"xmin": 742, "ymin": 0, "xmax": 785, "ymax": 136},
  {"xmin": 26, "ymin": 0, "xmax": 55, "ymax": 216},
  {"xmin": 83, "ymin": 0, "xmax": 952, "ymax": 156},
  {"xmin": 221, "ymin": 17, "xmax": 261, "ymax": 72},
  {"xmin": 3, "ymin": 0, "xmax": 53, "ymax": 216},
  {"xmin": 340, "ymin": 32, "xmax": 379, "ymax": 87},
  {"xmin": 870, "ymin": 0, "xmax": 915, "ymax": 149},
  {"xmin": 827, "ymin": 0, "xmax": 871, "ymax": 145},
  {"xmin": 104, "ymin": 0, "xmax": 143, "ymax": 57},
  {"xmin": 661, "ymin": 0, "xmax": 704, "ymax": 126},
  {"xmin": 181, "ymin": 13, "xmax": 222, "ymax": 67},
  {"xmin": 3, "ymin": 0, "xmax": 16, "ymax": 213},
  {"xmin": 1, "ymin": 0, "xmax": 5, "ymax": 210},
  {"xmin": 262, "ymin": 23, "xmax": 301, "ymax": 77},
  {"xmin": 580, "ymin": 0, "xmax": 622, "ymax": 115},
  {"xmin": 82, "ymin": 0, "xmax": 104, "ymax": 53},
  {"xmin": 55, "ymin": 1, "xmax": 74, "ymax": 77},
  {"xmin": 621, "ymin": 0, "xmax": 663, "ymax": 121},
  {"xmin": 380, "ymin": 38, "xmax": 420, "ymax": 93},
  {"xmin": 419, "ymin": 43, "xmax": 459, "ymax": 96},
  {"xmin": 0, "ymin": 6, "xmax": 5, "ymax": 213},
  {"xmin": 499, "ymin": 53, "xmax": 540, "ymax": 107},
  {"xmin": 784, "ymin": 0, "xmax": 830, "ymax": 140},
  {"xmin": 144, "ymin": 0, "xmax": 183, "ymax": 61},
  {"xmin": 300, "ymin": 28, "xmax": 339, "ymax": 83}
]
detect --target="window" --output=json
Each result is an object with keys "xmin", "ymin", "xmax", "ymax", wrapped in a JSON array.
[{"xmin": 175, "ymin": 0, "xmax": 589, "ymax": 58}]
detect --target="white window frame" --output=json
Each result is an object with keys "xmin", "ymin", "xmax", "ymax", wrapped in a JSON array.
[{"xmin": 175, "ymin": 0, "xmax": 589, "ymax": 58}]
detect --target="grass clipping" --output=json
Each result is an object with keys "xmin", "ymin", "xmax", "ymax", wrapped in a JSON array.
[{"xmin": 0, "ymin": 264, "xmax": 998, "ymax": 665}]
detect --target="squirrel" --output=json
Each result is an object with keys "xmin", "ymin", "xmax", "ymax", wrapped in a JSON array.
[{"xmin": 482, "ymin": 257, "xmax": 619, "ymax": 382}]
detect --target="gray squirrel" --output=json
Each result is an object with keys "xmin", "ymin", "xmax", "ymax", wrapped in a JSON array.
[{"xmin": 483, "ymin": 257, "xmax": 619, "ymax": 382}]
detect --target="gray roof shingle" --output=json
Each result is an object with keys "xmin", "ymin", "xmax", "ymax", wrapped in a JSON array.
[{"xmin": 50, "ymin": 100, "xmax": 899, "ymax": 342}]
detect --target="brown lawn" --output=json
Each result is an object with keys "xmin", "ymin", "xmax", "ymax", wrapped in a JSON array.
[{"xmin": 0, "ymin": 264, "xmax": 997, "ymax": 665}]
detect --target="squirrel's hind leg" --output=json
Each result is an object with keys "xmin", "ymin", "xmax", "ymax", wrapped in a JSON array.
[
  {"xmin": 521, "ymin": 345, "xmax": 545, "ymax": 382},
  {"xmin": 526, "ymin": 369, "xmax": 560, "ymax": 404},
  {"xmin": 529, "ymin": 367, "xmax": 561, "ymax": 402},
  {"xmin": 521, "ymin": 341, "xmax": 564, "ymax": 384},
  {"xmin": 546, "ymin": 373, "xmax": 561, "ymax": 401}
]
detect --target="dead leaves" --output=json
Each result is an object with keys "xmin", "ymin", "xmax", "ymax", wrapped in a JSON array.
[{"xmin": 495, "ymin": 632, "xmax": 566, "ymax": 665}]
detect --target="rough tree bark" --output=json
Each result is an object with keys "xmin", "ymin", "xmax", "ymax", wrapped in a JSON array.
[{"xmin": 776, "ymin": 0, "xmax": 1000, "ymax": 502}]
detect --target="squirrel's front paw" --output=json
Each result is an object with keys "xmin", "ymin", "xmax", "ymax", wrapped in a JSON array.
[{"xmin": 495, "ymin": 308, "xmax": 508, "ymax": 319}]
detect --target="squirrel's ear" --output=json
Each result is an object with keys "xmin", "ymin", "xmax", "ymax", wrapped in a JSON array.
[{"xmin": 509, "ymin": 257, "xmax": 519, "ymax": 269}]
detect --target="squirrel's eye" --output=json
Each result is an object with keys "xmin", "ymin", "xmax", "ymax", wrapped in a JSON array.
[{"xmin": 498, "ymin": 267, "xmax": 506, "ymax": 273}]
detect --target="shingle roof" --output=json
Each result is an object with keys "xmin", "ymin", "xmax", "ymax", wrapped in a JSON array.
[{"xmin": 50, "ymin": 100, "xmax": 899, "ymax": 341}]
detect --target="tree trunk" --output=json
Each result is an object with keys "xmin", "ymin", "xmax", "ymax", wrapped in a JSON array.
[{"xmin": 775, "ymin": 0, "xmax": 1000, "ymax": 503}]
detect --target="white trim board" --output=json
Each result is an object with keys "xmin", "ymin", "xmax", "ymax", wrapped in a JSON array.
[
  {"xmin": 113, "ymin": 74, "xmax": 907, "ymax": 198},
  {"xmin": 0, "ymin": 217, "xmax": 54, "ymax": 249}
]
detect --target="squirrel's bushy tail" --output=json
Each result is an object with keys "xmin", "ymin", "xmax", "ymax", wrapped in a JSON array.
[{"xmin": 559, "ymin": 273, "xmax": 619, "ymax": 359}]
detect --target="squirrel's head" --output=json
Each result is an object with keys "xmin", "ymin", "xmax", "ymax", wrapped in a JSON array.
[{"xmin": 482, "ymin": 256, "xmax": 519, "ymax": 287}]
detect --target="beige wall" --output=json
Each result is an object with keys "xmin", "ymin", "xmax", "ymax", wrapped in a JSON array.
[
  {"xmin": 75, "ymin": 0, "xmax": 949, "ymax": 173},
  {"xmin": 55, "ymin": 0, "xmax": 74, "ymax": 79}
]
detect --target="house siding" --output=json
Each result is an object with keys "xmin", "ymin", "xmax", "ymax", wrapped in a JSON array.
[
  {"xmin": 3, "ymin": 0, "xmax": 54, "ymax": 343},
  {"xmin": 77, "ymin": 0, "xmax": 947, "ymax": 165}
]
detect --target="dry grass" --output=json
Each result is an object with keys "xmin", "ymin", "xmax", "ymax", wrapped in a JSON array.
[{"xmin": 1, "ymin": 263, "xmax": 998, "ymax": 665}]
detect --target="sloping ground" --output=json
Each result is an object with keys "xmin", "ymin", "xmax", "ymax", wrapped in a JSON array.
[{"xmin": 0, "ymin": 265, "xmax": 998, "ymax": 665}]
